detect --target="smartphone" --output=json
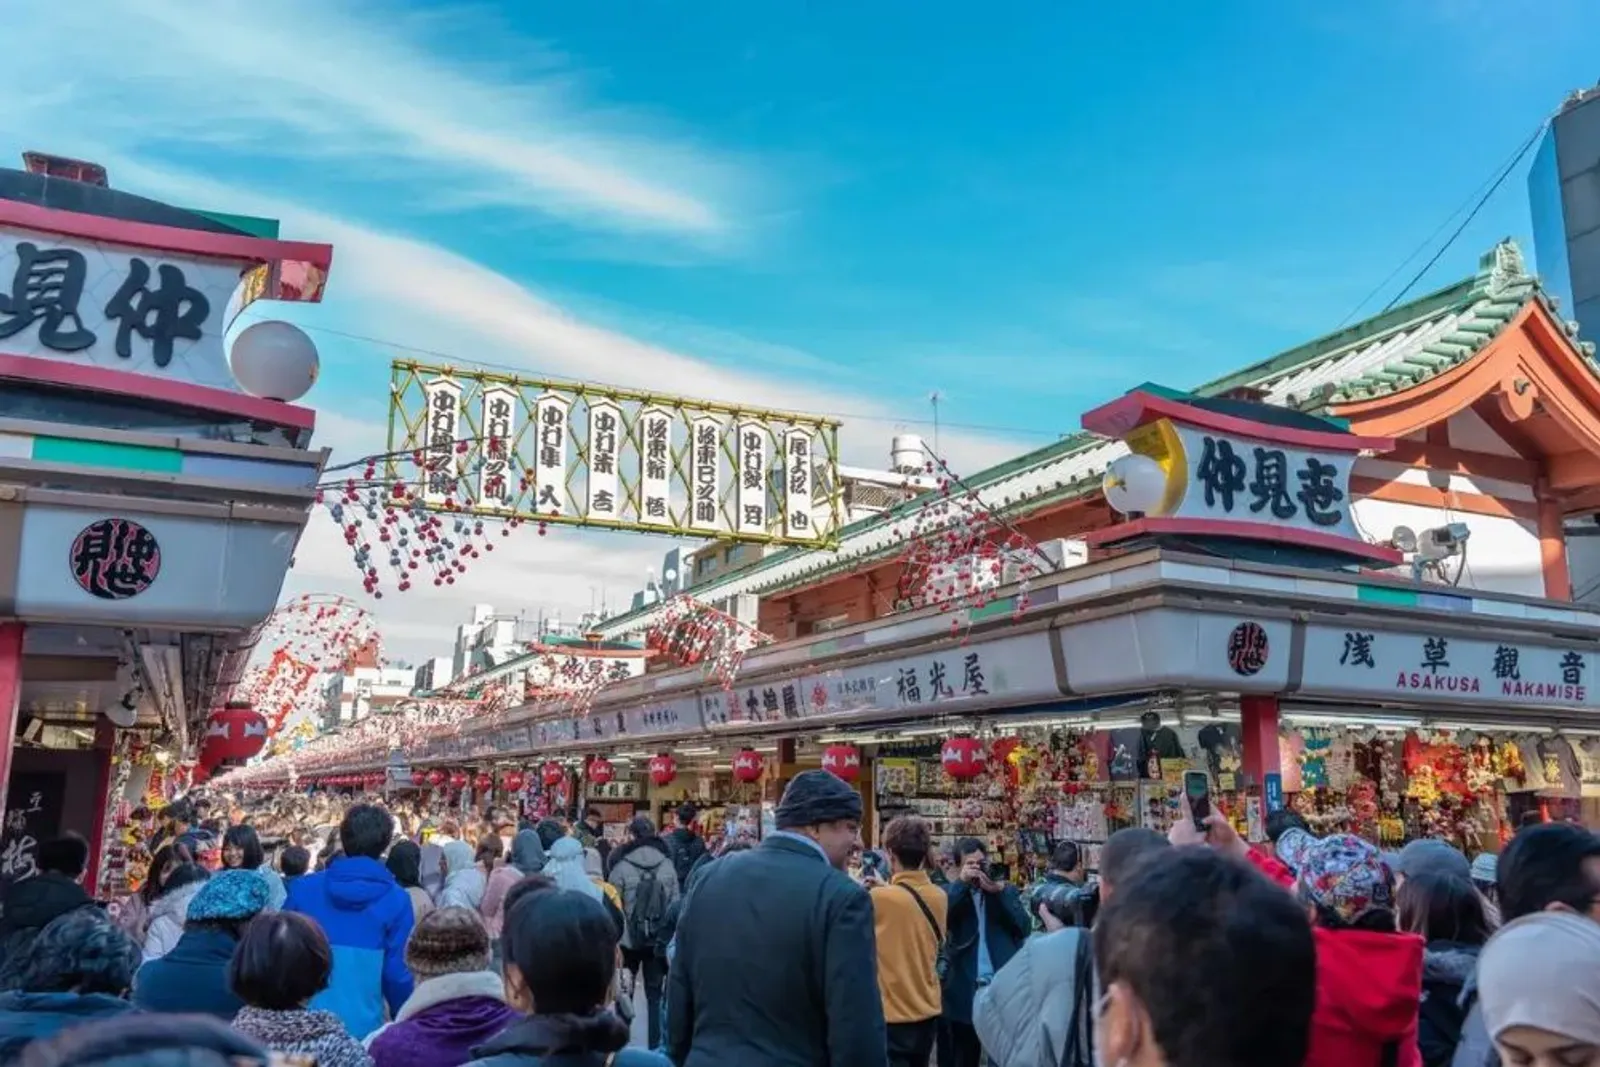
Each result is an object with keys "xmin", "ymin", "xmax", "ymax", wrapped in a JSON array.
[
  {"xmin": 1184, "ymin": 770, "xmax": 1212, "ymax": 831},
  {"xmin": 861, "ymin": 849, "xmax": 889, "ymax": 880}
]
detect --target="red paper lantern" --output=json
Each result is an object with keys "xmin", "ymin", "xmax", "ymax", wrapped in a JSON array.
[
  {"xmin": 732, "ymin": 748, "xmax": 764, "ymax": 783},
  {"xmin": 648, "ymin": 754, "xmax": 677, "ymax": 786},
  {"xmin": 448, "ymin": 770, "xmax": 468, "ymax": 789},
  {"xmin": 198, "ymin": 702, "xmax": 269, "ymax": 767},
  {"xmin": 474, "ymin": 772, "xmax": 494, "ymax": 792},
  {"xmin": 425, "ymin": 768, "xmax": 446, "ymax": 788},
  {"xmin": 941, "ymin": 736, "xmax": 988, "ymax": 780},
  {"xmin": 821, "ymin": 744, "xmax": 862, "ymax": 783},
  {"xmin": 502, "ymin": 770, "xmax": 526, "ymax": 793},
  {"xmin": 541, "ymin": 761, "xmax": 565, "ymax": 787},
  {"xmin": 588, "ymin": 758, "xmax": 615, "ymax": 785}
]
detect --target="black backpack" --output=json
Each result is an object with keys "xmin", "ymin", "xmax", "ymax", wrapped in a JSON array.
[
  {"xmin": 628, "ymin": 860, "xmax": 672, "ymax": 949},
  {"xmin": 666, "ymin": 832, "xmax": 704, "ymax": 888}
]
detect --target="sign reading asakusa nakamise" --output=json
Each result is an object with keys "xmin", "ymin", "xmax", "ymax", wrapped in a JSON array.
[
  {"xmin": 0, "ymin": 225, "xmax": 248, "ymax": 391},
  {"xmin": 1296, "ymin": 625, "xmax": 1600, "ymax": 708},
  {"xmin": 1084, "ymin": 388, "xmax": 1400, "ymax": 565}
]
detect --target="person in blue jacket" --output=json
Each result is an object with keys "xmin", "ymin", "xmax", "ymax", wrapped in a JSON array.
[{"xmin": 285, "ymin": 802, "xmax": 414, "ymax": 1040}]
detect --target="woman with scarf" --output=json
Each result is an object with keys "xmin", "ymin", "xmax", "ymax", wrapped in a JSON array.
[
  {"xmin": 229, "ymin": 911, "xmax": 372, "ymax": 1067},
  {"xmin": 438, "ymin": 841, "xmax": 487, "ymax": 911},
  {"xmin": 387, "ymin": 841, "xmax": 435, "ymax": 926},
  {"xmin": 1478, "ymin": 911, "xmax": 1600, "ymax": 1067}
]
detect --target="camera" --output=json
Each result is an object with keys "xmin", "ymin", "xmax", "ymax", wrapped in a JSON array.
[{"xmin": 1030, "ymin": 878, "xmax": 1100, "ymax": 929}]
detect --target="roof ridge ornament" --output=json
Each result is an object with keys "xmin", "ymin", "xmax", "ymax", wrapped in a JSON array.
[{"xmin": 1478, "ymin": 238, "xmax": 1527, "ymax": 296}]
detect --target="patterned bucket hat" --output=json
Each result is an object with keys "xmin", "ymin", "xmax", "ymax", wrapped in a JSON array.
[
  {"xmin": 1275, "ymin": 827, "xmax": 1316, "ymax": 874},
  {"xmin": 1297, "ymin": 833, "xmax": 1394, "ymax": 925}
]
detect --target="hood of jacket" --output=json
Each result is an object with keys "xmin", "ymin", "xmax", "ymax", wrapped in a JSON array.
[
  {"xmin": 395, "ymin": 971, "xmax": 507, "ymax": 1023},
  {"xmin": 324, "ymin": 855, "xmax": 401, "ymax": 910},
  {"xmin": 509, "ymin": 829, "xmax": 546, "ymax": 875},
  {"xmin": 149, "ymin": 880, "xmax": 204, "ymax": 925},
  {"xmin": 0, "ymin": 990, "xmax": 133, "ymax": 1023},
  {"xmin": 1422, "ymin": 941, "xmax": 1480, "ymax": 987},
  {"xmin": 1311, "ymin": 926, "xmax": 1424, "ymax": 1050},
  {"xmin": 610, "ymin": 837, "xmax": 669, "ymax": 872},
  {"xmin": 1, "ymin": 873, "xmax": 90, "ymax": 932}
]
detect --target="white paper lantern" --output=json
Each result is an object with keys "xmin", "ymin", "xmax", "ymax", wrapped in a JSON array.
[
  {"xmin": 229, "ymin": 320, "xmax": 320, "ymax": 401},
  {"xmin": 1103, "ymin": 453, "xmax": 1168, "ymax": 516}
]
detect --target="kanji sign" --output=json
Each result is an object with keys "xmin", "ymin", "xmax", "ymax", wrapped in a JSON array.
[
  {"xmin": 0, "ymin": 226, "xmax": 252, "ymax": 391},
  {"xmin": 1298, "ymin": 625, "xmax": 1600, "ymax": 708},
  {"xmin": 70, "ymin": 518, "xmax": 162, "ymax": 600},
  {"xmin": 389, "ymin": 363, "xmax": 842, "ymax": 546}
]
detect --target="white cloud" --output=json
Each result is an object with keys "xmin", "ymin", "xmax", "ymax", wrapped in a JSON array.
[{"xmin": 0, "ymin": 0, "xmax": 741, "ymax": 239}]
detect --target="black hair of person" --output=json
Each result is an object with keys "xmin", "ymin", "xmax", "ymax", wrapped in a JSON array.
[
  {"xmin": 1094, "ymin": 848, "xmax": 1316, "ymax": 1067},
  {"xmin": 502, "ymin": 889, "xmax": 629, "ymax": 1054},
  {"xmin": 954, "ymin": 836, "xmax": 987, "ymax": 861},
  {"xmin": 1099, "ymin": 827, "xmax": 1171, "ymax": 892},
  {"xmin": 1499, "ymin": 822, "xmax": 1600, "ymax": 921},
  {"xmin": 475, "ymin": 838, "xmax": 502, "ymax": 871},
  {"xmin": 1265, "ymin": 809, "xmax": 1309, "ymax": 844},
  {"xmin": 222, "ymin": 825, "xmax": 265, "ymax": 870},
  {"xmin": 626, "ymin": 815, "xmax": 655, "ymax": 841},
  {"xmin": 1049, "ymin": 840, "xmax": 1081, "ymax": 873},
  {"xmin": 38, "ymin": 832, "xmax": 90, "ymax": 878},
  {"xmin": 339, "ymin": 803, "xmax": 394, "ymax": 859},
  {"xmin": 1396, "ymin": 871, "xmax": 1492, "ymax": 947},
  {"xmin": 159, "ymin": 862, "xmax": 209, "ymax": 897},
  {"xmin": 229, "ymin": 912, "xmax": 331, "ymax": 1010},
  {"xmin": 677, "ymin": 802, "xmax": 698, "ymax": 825},
  {"xmin": 386, "ymin": 840, "xmax": 422, "ymax": 888},
  {"xmin": 280, "ymin": 846, "xmax": 310, "ymax": 879},
  {"xmin": 535, "ymin": 818, "xmax": 567, "ymax": 851},
  {"xmin": 500, "ymin": 873, "xmax": 557, "ymax": 920}
]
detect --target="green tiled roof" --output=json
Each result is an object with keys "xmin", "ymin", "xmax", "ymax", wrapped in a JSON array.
[{"xmin": 597, "ymin": 239, "xmax": 1590, "ymax": 635}]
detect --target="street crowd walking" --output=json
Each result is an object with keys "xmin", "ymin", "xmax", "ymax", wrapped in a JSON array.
[{"xmin": 2, "ymin": 779, "xmax": 1599, "ymax": 1067}]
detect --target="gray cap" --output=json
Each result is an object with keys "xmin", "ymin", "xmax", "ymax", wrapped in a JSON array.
[
  {"xmin": 1394, "ymin": 839, "xmax": 1472, "ymax": 881},
  {"xmin": 1470, "ymin": 851, "xmax": 1498, "ymax": 884}
]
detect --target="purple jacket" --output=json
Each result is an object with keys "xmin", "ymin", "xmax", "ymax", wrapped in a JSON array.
[{"xmin": 367, "ymin": 971, "xmax": 519, "ymax": 1067}]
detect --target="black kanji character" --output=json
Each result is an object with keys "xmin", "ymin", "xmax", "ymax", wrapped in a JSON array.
[
  {"xmin": 963, "ymin": 652, "xmax": 988, "ymax": 695},
  {"xmin": 744, "ymin": 689, "xmax": 761, "ymax": 719},
  {"xmin": 1493, "ymin": 645, "xmax": 1521, "ymax": 681},
  {"xmin": 70, "ymin": 518, "xmax": 161, "ymax": 600},
  {"xmin": 0, "ymin": 242, "xmax": 96, "ymax": 351},
  {"xmin": 1339, "ymin": 631, "xmax": 1376, "ymax": 668},
  {"xmin": 928, "ymin": 661, "xmax": 954, "ymax": 698},
  {"xmin": 762, "ymin": 688, "xmax": 780, "ymax": 715},
  {"xmin": 781, "ymin": 685, "xmax": 799, "ymax": 718},
  {"xmin": 1295, "ymin": 457, "xmax": 1344, "ymax": 526},
  {"xmin": 897, "ymin": 667, "xmax": 922, "ymax": 703},
  {"xmin": 1196, "ymin": 436, "xmax": 1247, "ymax": 512},
  {"xmin": 1421, "ymin": 637, "xmax": 1449, "ymax": 675},
  {"xmin": 1248, "ymin": 447, "xmax": 1297, "ymax": 519},
  {"xmin": 103, "ymin": 258, "xmax": 210, "ymax": 368},
  {"xmin": 1562, "ymin": 652, "xmax": 1586, "ymax": 687}
]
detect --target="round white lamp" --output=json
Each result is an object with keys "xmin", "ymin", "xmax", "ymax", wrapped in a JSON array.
[
  {"xmin": 1102, "ymin": 453, "xmax": 1169, "ymax": 516},
  {"xmin": 229, "ymin": 320, "xmax": 320, "ymax": 402}
]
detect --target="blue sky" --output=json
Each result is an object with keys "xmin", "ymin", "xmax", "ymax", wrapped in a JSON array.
[{"xmin": 5, "ymin": 0, "xmax": 1599, "ymax": 655}]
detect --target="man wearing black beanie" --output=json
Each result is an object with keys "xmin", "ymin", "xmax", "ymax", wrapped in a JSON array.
[{"xmin": 665, "ymin": 770, "xmax": 888, "ymax": 1067}]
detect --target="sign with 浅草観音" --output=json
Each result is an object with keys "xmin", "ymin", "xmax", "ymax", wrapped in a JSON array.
[
  {"xmin": 1292, "ymin": 625, "xmax": 1600, "ymax": 709},
  {"xmin": 391, "ymin": 362, "xmax": 844, "ymax": 548},
  {"xmin": 1081, "ymin": 388, "xmax": 1400, "ymax": 565}
]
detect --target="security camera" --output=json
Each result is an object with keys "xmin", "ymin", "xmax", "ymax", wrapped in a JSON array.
[{"xmin": 1416, "ymin": 522, "xmax": 1471, "ymax": 560}]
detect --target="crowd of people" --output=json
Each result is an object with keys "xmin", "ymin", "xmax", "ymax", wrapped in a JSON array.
[{"xmin": 3, "ymin": 772, "xmax": 1600, "ymax": 1067}]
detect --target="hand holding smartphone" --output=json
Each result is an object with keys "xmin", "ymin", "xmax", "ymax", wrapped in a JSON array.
[{"xmin": 1184, "ymin": 770, "xmax": 1212, "ymax": 832}]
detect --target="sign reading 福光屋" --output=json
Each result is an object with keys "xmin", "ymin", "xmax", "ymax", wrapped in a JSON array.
[
  {"xmin": 1083, "ymin": 388, "xmax": 1399, "ymax": 565},
  {"xmin": 701, "ymin": 631, "xmax": 1062, "ymax": 727},
  {"xmin": 1296, "ymin": 624, "xmax": 1600, "ymax": 709},
  {"xmin": 0, "ymin": 226, "xmax": 248, "ymax": 391}
]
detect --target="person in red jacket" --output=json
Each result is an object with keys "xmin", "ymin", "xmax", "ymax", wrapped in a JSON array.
[{"xmin": 1296, "ymin": 834, "xmax": 1425, "ymax": 1067}]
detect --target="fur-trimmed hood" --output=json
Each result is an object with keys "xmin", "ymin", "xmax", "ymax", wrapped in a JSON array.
[{"xmin": 1422, "ymin": 940, "xmax": 1480, "ymax": 987}]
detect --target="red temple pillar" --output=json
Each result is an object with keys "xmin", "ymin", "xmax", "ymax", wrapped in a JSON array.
[
  {"xmin": 0, "ymin": 623, "xmax": 24, "ymax": 829},
  {"xmin": 1240, "ymin": 694, "xmax": 1281, "ymax": 787}
]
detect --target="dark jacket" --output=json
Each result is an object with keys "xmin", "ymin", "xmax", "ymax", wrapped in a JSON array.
[
  {"xmin": 664, "ymin": 828, "xmax": 707, "ymax": 888},
  {"xmin": 369, "ymin": 971, "xmax": 519, "ymax": 1067},
  {"xmin": 0, "ymin": 990, "xmax": 134, "ymax": 1060},
  {"xmin": 942, "ymin": 880, "xmax": 1032, "ymax": 1024},
  {"xmin": 0, "ymin": 874, "xmax": 93, "ymax": 991},
  {"xmin": 465, "ymin": 1014, "xmax": 670, "ymax": 1067},
  {"xmin": 665, "ymin": 834, "xmax": 888, "ymax": 1067},
  {"xmin": 131, "ymin": 925, "xmax": 245, "ymax": 1019},
  {"xmin": 1419, "ymin": 942, "xmax": 1480, "ymax": 1067},
  {"xmin": 607, "ymin": 837, "xmax": 679, "ymax": 952}
]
